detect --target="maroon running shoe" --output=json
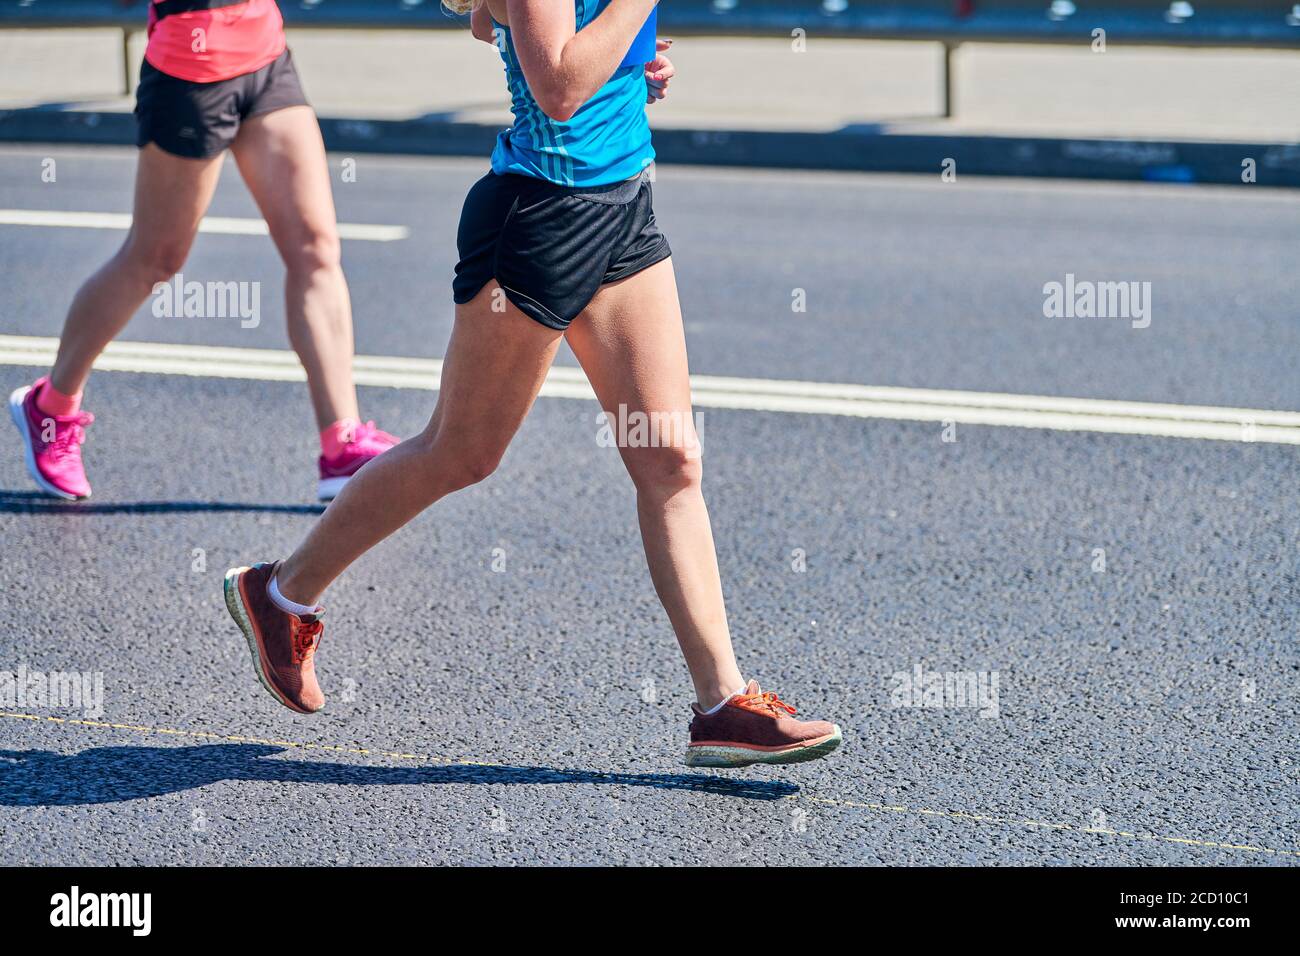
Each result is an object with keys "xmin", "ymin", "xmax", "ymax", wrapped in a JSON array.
[
  {"xmin": 685, "ymin": 680, "xmax": 842, "ymax": 767},
  {"xmin": 223, "ymin": 561, "xmax": 325, "ymax": 714}
]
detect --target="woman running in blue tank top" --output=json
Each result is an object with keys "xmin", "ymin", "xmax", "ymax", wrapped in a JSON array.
[{"xmin": 223, "ymin": 0, "xmax": 843, "ymax": 769}]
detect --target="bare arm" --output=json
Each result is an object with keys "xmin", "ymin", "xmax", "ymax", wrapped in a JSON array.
[
  {"xmin": 470, "ymin": 3, "xmax": 496, "ymax": 44},
  {"xmin": 507, "ymin": 0, "xmax": 658, "ymax": 122}
]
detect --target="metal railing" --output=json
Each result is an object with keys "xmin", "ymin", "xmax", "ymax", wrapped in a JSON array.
[{"xmin": 3, "ymin": 1, "xmax": 1298, "ymax": 115}]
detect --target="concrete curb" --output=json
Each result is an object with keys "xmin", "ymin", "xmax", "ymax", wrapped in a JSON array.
[{"xmin": 1, "ymin": 108, "xmax": 1297, "ymax": 187}]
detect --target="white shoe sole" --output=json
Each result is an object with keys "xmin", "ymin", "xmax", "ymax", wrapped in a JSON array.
[
  {"xmin": 8, "ymin": 385, "xmax": 85, "ymax": 501},
  {"xmin": 684, "ymin": 726, "xmax": 844, "ymax": 768},
  {"xmin": 317, "ymin": 475, "xmax": 350, "ymax": 501},
  {"xmin": 223, "ymin": 564, "xmax": 321, "ymax": 715}
]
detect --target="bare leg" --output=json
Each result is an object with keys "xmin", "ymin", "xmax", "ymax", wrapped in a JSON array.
[
  {"xmin": 48, "ymin": 145, "xmax": 225, "ymax": 395},
  {"xmin": 275, "ymin": 282, "xmax": 563, "ymax": 603},
  {"xmin": 231, "ymin": 105, "xmax": 357, "ymax": 430},
  {"xmin": 564, "ymin": 257, "xmax": 744, "ymax": 709}
]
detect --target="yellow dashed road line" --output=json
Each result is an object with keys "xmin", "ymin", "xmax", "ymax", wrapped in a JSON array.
[
  {"xmin": 2, "ymin": 710, "xmax": 1296, "ymax": 860},
  {"xmin": 801, "ymin": 794, "xmax": 1297, "ymax": 858}
]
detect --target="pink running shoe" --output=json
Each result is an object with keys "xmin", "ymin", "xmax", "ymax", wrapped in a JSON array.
[
  {"xmin": 8, "ymin": 377, "xmax": 93, "ymax": 500},
  {"xmin": 316, "ymin": 419, "xmax": 398, "ymax": 501}
]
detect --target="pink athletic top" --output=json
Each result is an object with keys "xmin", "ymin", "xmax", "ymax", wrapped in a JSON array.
[{"xmin": 144, "ymin": 0, "xmax": 286, "ymax": 83}]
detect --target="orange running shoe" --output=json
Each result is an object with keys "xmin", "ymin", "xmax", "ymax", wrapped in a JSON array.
[
  {"xmin": 223, "ymin": 561, "xmax": 325, "ymax": 714},
  {"xmin": 685, "ymin": 680, "xmax": 842, "ymax": 768}
]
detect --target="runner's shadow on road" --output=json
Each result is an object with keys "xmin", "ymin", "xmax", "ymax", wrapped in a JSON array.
[
  {"xmin": 0, "ymin": 491, "xmax": 324, "ymax": 516},
  {"xmin": 0, "ymin": 745, "xmax": 799, "ymax": 805}
]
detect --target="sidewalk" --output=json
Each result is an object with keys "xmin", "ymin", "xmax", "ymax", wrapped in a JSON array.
[{"xmin": 1, "ymin": 28, "xmax": 1298, "ymax": 183}]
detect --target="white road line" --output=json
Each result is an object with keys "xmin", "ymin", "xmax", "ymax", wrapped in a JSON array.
[
  {"xmin": 0, "ymin": 209, "xmax": 409, "ymax": 242},
  {"xmin": 0, "ymin": 334, "xmax": 1297, "ymax": 445}
]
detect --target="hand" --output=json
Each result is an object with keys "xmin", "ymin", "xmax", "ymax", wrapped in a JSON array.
[{"xmin": 645, "ymin": 39, "xmax": 674, "ymax": 105}]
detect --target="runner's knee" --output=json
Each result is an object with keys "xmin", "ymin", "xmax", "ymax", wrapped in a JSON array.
[
  {"xmin": 284, "ymin": 229, "xmax": 341, "ymax": 277},
  {"xmin": 416, "ymin": 430, "xmax": 503, "ymax": 492},
  {"xmin": 627, "ymin": 444, "xmax": 702, "ymax": 497},
  {"xmin": 439, "ymin": 449, "xmax": 501, "ymax": 492},
  {"xmin": 454, "ymin": 454, "xmax": 501, "ymax": 489},
  {"xmin": 124, "ymin": 237, "xmax": 191, "ymax": 286}
]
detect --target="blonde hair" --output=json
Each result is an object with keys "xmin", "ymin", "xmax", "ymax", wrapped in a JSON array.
[{"xmin": 443, "ymin": 0, "xmax": 478, "ymax": 14}]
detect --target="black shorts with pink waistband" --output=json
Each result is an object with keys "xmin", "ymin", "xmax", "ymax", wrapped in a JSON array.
[
  {"xmin": 452, "ymin": 169, "xmax": 672, "ymax": 331},
  {"xmin": 135, "ymin": 48, "xmax": 309, "ymax": 159}
]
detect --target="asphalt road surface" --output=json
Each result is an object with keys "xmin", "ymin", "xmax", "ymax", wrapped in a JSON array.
[{"xmin": 0, "ymin": 146, "xmax": 1296, "ymax": 865}]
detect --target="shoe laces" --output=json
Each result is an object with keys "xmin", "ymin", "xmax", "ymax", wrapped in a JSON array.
[
  {"xmin": 733, "ymin": 689, "xmax": 797, "ymax": 718},
  {"xmin": 46, "ymin": 412, "xmax": 93, "ymax": 461},
  {"xmin": 353, "ymin": 420, "xmax": 397, "ymax": 446},
  {"xmin": 291, "ymin": 617, "xmax": 322, "ymax": 664}
]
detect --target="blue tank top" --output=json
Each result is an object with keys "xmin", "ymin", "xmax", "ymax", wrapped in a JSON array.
[{"xmin": 489, "ymin": 1, "xmax": 655, "ymax": 187}]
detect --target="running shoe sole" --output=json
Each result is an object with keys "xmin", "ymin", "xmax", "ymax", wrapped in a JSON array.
[
  {"xmin": 223, "ymin": 565, "xmax": 319, "ymax": 715},
  {"xmin": 317, "ymin": 475, "xmax": 349, "ymax": 501},
  {"xmin": 8, "ymin": 386, "xmax": 84, "ymax": 501},
  {"xmin": 684, "ymin": 726, "xmax": 843, "ymax": 768}
]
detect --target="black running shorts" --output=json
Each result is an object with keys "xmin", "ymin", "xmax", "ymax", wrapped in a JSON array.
[
  {"xmin": 135, "ymin": 48, "xmax": 309, "ymax": 159},
  {"xmin": 452, "ymin": 169, "xmax": 672, "ymax": 331}
]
